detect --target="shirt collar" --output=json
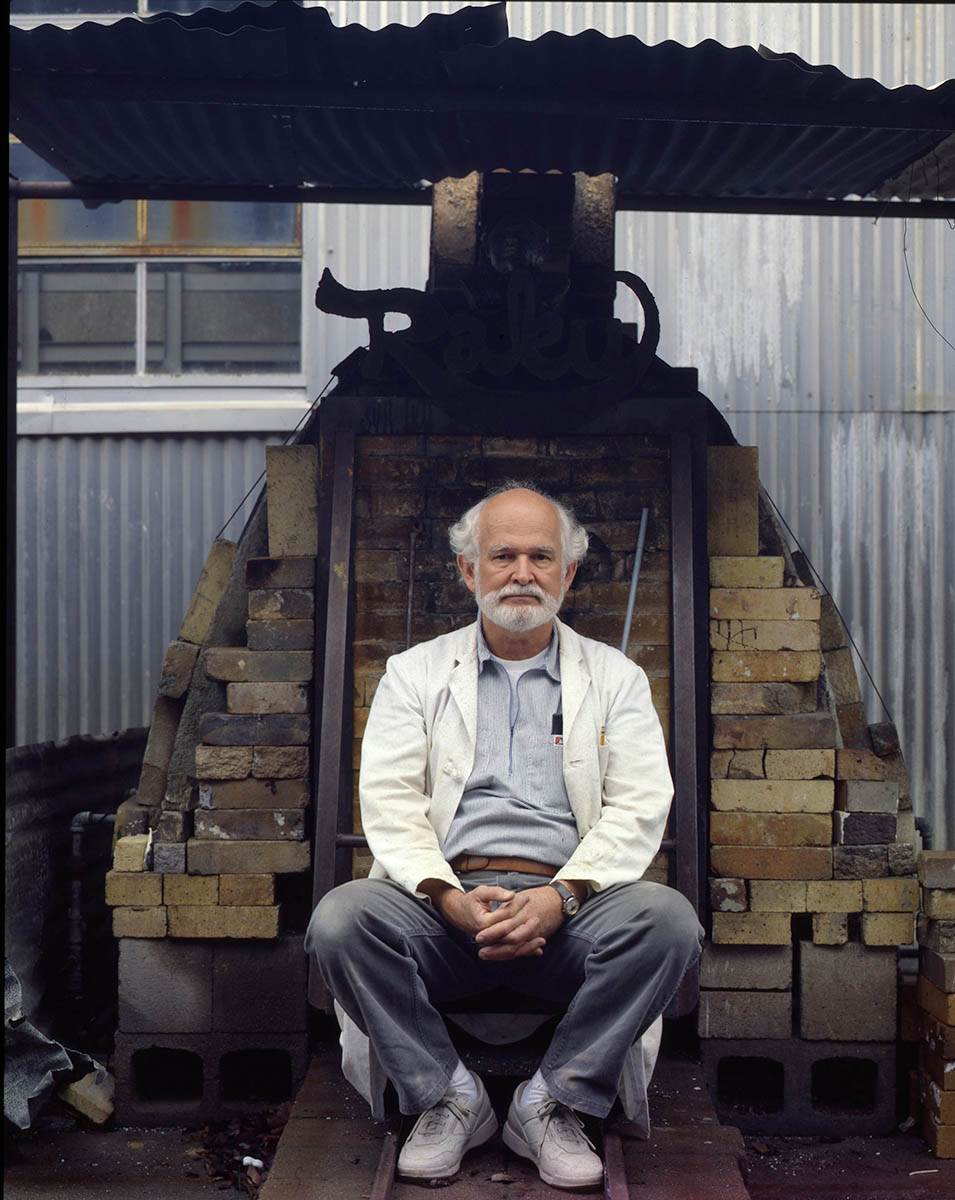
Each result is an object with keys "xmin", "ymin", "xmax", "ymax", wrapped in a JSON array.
[{"xmin": 476, "ymin": 618, "xmax": 561, "ymax": 681}]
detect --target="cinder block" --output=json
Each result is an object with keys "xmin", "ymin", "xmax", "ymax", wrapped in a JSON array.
[
  {"xmin": 710, "ymin": 619, "xmax": 820, "ymax": 653},
  {"xmin": 833, "ymin": 846, "xmax": 889, "ymax": 879},
  {"xmin": 749, "ymin": 881, "xmax": 808, "ymax": 913},
  {"xmin": 924, "ymin": 890, "xmax": 955, "ymax": 920},
  {"xmin": 167, "ymin": 905, "xmax": 280, "ymax": 939},
  {"xmin": 163, "ymin": 874, "xmax": 219, "ymax": 905},
  {"xmin": 698, "ymin": 990, "xmax": 792, "ymax": 1039},
  {"xmin": 112, "ymin": 906, "xmax": 167, "ymax": 938},
  {"xmin": 764, "ymin": 750, "xmax": 834, "ymax": 780},
  {"xmin": 246, "ymin": 619, "xmax": 315, "ymax": 652},
  {"xmin": 710, "ymin": 846, "xmax": 832, "ymax": 881},
  {"xmin": 203, "ymin": 647, "xmax": 313, "ymax": 683},
  {"xmin": 921, "ymin": 853, "xmax": 955, "ymax": 891},
  {"xmin": 862, "ymin": 912, "xmax": 915, "ymax": 946},
  {"xmin": 226, "ymin": 682, "xmax": 309, "ymax": 715},
  {"xmin": 119, "ymin": 939, "xmax": 213, "ymax": 1033},
  {"xmin": 710, "ymin": 779, "xmax": 833, "ymax": 813},
  {"xmin": 212, "ymin": 937, "xmax": 306, "ymax": 1032},
  {"xmin": 198, "ymin": 777, "xmax": 309, "ymax": 809},
  {"xmin": 699, "ymin": 944, "xmax": 792, "ymax": 990},
  {"xmin": 194, "ymin": 809, "xmax": 305, "ymax": 841},
  {"xmin": 158, "ymin": 640, "xmax": 201, "ymax": 699},
  {"xmin": 711, "ymin": 812, "xmax": 831, "ymax": 847},
  {"xmin": 700, "ymin": 1039, "xmax": 897, "ymax": 1136},
  {"xmin": 806, "ymin": 881, "xmax": 863, "ymax": 913},
  {"xmin": 799, "ymin": 942, "xmax": 897, "ymax": 1041},
  {"xmin": 246, "ymin": 556, "xmax": 315, "ymax": 590},
  {"xmin": 835, "ymin": 749, "xmax": 886, "ymax": 781},
  {"xmin": 836, "ymin": 781, "xmax": 899, "ymax": 814},
  {"xmin": 105, "ymin": 870, "xmax": 163, "ymax": 907},
  {"xmin": 113, "ymin": 835, "xmax": 150, "ymax": 872},
  {"xmin": 709, "ymin": 588, "xmax": 821, "ymax": 622},
  {"xmin": 920, "ymin": 949, "xmax": 955, "ymax": 994},
  {"xmin": 200, "ymin": 712, "xmax": 310, "ymax": 747},
  {"xmin": 187, "ymin": 839, "xmax": 310, "ymax": 875},
  {"xmin": 180, "ymin": 539, "xmax": 238, "ymax": 644},
  {"xmin": 812, "ymin": 913, "xmax": 848, "ymax": 944},
  {"xmin": 266, "ymin": 445, "xmax": 318, "ymax": 557},
  {"xmin": 869, "ymin": 722, "xmax": 901, "ymax": 758},
  {"xmin": 152, "ymin": 843, "xmax": 187, "ymax": 874},
  {"xmin": 219, "ymin": 875, "xmax": 276, "ymax": 906},
  {"xmin": 710, "ymin": 912, "xmax": 791, "ymax": 945},
  {"xmin": 862, "ymin": 878, "xmax": 919, "ymax": 912},
  {"xmin": 834, "ymin": 812, "xmax": 897, "ymax": 845},
  {"xmin": 252, "ymin": 746, "xmax": 309, "ymax": 779},
  {"xmin": 115, "ymin": 798, "xmax": 154, "ymax": 838},
  {"xmin": 712, "ymin": 714, "xmax": 836, "ymax": 750},
  {"xmin": 919, "ymin": 976, "xmax": 955, "ymax": 1027},
  {"xmin": 919, "ymin": 916, "xmax": 955, "ymax": 954},
  {"xmin": 156, "ymin": 810, "xmax": 192, "ymax": 842},
  {"xmin": 195, "ymin": 745, "xmax": 252, "ymax": 780},
  {"xmin": 248, "ymin": 589, "xmax": 314, "ymax": 620},
  {"xmin": 889, "ymin": 843, "xmax": 918, "ymax": 877},
  {"xmin": 707, "ymin": 446, "xmax": 759, "ymax": 556}
]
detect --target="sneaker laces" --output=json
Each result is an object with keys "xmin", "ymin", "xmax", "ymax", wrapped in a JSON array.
[
  {"xmin": 536, "ymin": 1098, "xmax": 597, "ymax": 1153},
  {"xmin": 414, "ymin": 1094, "xmax": 473, "ymax": 1140}
]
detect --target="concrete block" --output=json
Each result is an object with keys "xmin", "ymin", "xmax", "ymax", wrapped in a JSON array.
[
  {"xmin": 113, "ymin": 834, "xmax": 150, "ymax": 872},
  {"xmin": 200, "ymin": 712, "xmax": 310, "ymax": 747},
  {"xmin": 869, "ymin": 722, "xmax": 901, "ymax": 757},
  {"xmin": 248, "ymin": 588, "xmax": 314, "ymax": 620},
  {"xmin": 198, "ymin": 778, "xmax": 309, "ymax": 809},
  {"xmin": 920, "ymin": 949, "xmax": 955, "ymax": 994},
  {"xmin": 924, "ymin": 889, "xmax": 955, "ymax": 920},
  {"xmin": 112, "ymin": 906, "xmax": 167, "ymax": 938},
  {"xmin": 920, "ymin": 976, "xmax": 955, "ymax": 1026},
  {"xmin": 712, "ymin": 714, "xmax": 836, "ymax": 750},
  {"xmin": 246, "ymin": 556, "xmax": 315, "ymax": 590},
  {"xmin": 226, "ymin": 682, "xmax": 309, "ymax": 715},
  {"xmin": 194, "ymin": 809, "xmax": 305, "ymax": 841},
  {"xmin": 266, "ymin": 445, "xmax": 318, "ymax": 557},
  {"xmin": 219, "ymin": 875, "xmax": 276, "ymax": 906},
  {"xmin": 834, "ymin": 811, "xmax": 896, "ymax": 846},
  {"xmin": 203, "ymin": 647, "xmax": 313, "ymax": 683},
  {"xmin": 833, "ymin": 845, "xmax": 889, "ymax": 879},
  {"xmin": 710, "ymin": 618, "xmax": 820, "ymax": 653},
  {"xmin": 105, "ymin": 870, "xmax": 164, "ymax": 907},
  {"xmin": 835, "ymin": 749, "xmax": 886, "ymax": 781},
  {"xmin": 862, "ymin": 912, "xmax": 915, "ymax": 946},
  {"xmin": 194, "ymin": 745, "xmax": 252, "ymax": 780},
  {"xmin": 918, "ymin": 916, "xmax": 955, "ymax": 954},
  {"xmin": 806, "ymin": 881, "xmax": 863, "ymax": 913},
  {"xmin": 179, "ymin": 539, "xmax": 238, "ymax": 644},
  {"xmin": 156, "ymin": 810, "xmax": 193, "ymax": 842},
  {"xmin": 699, "ymin": 990, "xmax": 792, "ymax": 1039},
  {"xmin": 252, "ymin": 746, "xmax": 309, "ymax": 779},
  {"xmin": 211, "ymin": 936, "xmax": 307, "ymax": 1032},
  {"xmin": 187, "ymin": 839, "xmax": 309, "ymax": 875},
  {"xmin": 707, "ymin": 446, "xmax": 759, "ymax": 556},
  {"xmin": 710, "ymin": 779, "xmax": 833, "ymax": 813},
  {"xmin": 246, "ymin": 619, "xmax": 315, "ymax": 652},
  {"xmin": 709, "ymin": 587, "xmax": 821, "ymax": 622},
  {"xmin": 711, "ymin": 812, "xmax": 831, "ymax": 847},
  {"xmin": 57, "ymin": 1070, "xmax": 115, "ymax": 1125},
  {"xmin": 710, "ymin": 681, "xmax": 817, "ymax": 715},
  {"xmin": 710, "ymin": 846, "xmax": 832, "ymax": 880},
  {"xmin": 862, "ymin": 878, "xmax": 919, "ymax": 912},
  {"xmin": 709, "ymin": 556, "xmax": 785, "ymax": 588},
  {"xmin": 812, "ymin": 913, "xmax": 848, "ymax": 944},
  {"xmin": 115, "ymin": 798, "xmax": 154, "ymax": 838},
  {"xmin": 889, "ymin": 843, "xmax": 918, "ymax": 877},
  {"xmin": 152, "ymin": 842, "xmax": 187, "ymax": 874},
  {"xmin": 921, "ymin": 853, "xmax": 955, "ymax": 891},
  {"xmin": 119, "ymin": 939, "xmax": 213, "ymax": 1033},
  {"xmin": 710, "ymin": 912, "xmax": 792, "ymax": 945},
  {"xmin": 799, "ymin": 942, "xmax": 897, "ymax": 1041},
  {"xmin": 167, "ymin": 905, "xmax": 280, "ymax": 939},
  {"xmin": 749, "ymin": 881, "xmax": 807, "ymax": 912},
  {"xmin": 163, "ymin": 874, "xmax": 219, "ymax": 905},
  {"xmin": 158, "ymin": 640, "xmax": 201, "ymax": 699},
  {"xmin": 836, "ymin": 781, "xmax": 899, "ymax": 813},
  {"xmin": 700, "ymin": 1038, "xmax": 896, "ymax": 1136},
  {"xmin": 764, "ymin": 750, "xmax": 834, "ymax": 780},
  {"xmin": 699, "ymin": 944, "xmax": 792, "ymax": 991},
  {"xmin": 709, "ymin": 878, "xmax": 748, "ymax": 913}
]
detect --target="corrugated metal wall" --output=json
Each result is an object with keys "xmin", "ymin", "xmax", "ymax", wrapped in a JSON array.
[{"xmin": 16, "ymin": 3, "xmax": 953, "ymax": 844}]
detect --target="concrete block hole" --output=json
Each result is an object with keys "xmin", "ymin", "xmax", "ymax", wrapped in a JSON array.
[
  {"xmin": 811, "ymin": 1057, "xmax": 878, "ymax": 1115},
  {"xmin": 220, "ymin": 1048, "xmax": 292, "ymax": 1102},
  {"xmin": 716, "ymin": 1056, "xmax": 785, "ymax": 1115},
  {"xmin": 132, "ymin": 1047, "xmax": 203, "ymax": 1101}
]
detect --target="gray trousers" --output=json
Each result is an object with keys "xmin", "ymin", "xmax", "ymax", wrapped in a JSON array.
[{"xmin": 306, "ymin": 871, "xmax": 703, "ymax": 1118}]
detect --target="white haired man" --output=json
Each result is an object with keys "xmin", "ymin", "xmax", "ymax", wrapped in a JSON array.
[{"xmin": 306, "ymin": 483, "xmax": 702, "ymax": 1189}]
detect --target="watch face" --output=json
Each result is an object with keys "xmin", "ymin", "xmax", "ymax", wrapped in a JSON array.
[{"xmin": 565, "ymin": 896, "xmax": 580, "ymax": 915}]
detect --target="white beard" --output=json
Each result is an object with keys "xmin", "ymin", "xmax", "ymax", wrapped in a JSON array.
[{"xmin": 476, "ymin": 580, "xmax": 563, "ymax": 633}]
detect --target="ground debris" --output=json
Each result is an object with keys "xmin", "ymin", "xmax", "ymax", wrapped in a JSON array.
[{"xmin": 184, "ymin": 1104, "xmax": 291, "ymax": 1196}]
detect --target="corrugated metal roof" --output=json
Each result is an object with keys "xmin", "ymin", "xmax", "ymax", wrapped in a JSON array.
[{"xmin": 9, "ymin": 1, "xmax": 955, "ymax": 205}]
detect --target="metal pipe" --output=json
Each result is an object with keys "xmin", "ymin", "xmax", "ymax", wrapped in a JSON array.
[
  {"xmin": 620, "ymin": 508, "xmax": 649, "ymax": 655},
  {"xmin": 8, "ymin": 191, "xmax": 18, "ymax": 748}
]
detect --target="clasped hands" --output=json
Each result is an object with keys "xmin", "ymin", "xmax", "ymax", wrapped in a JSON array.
[{"xmin": 422, "ymin": 882, "xmax": 567, "ymax": 961}]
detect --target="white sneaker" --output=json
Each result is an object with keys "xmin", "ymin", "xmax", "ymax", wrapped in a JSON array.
[
  {"xmin": 503, "ymin": 1081, "xmax": 604, "ymax": 1190},
  {"xmin": 397, "ymin": 1072, "xmax": 497, "ymax": 1180}
]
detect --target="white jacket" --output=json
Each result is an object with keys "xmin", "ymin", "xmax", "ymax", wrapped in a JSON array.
[{"xmin": 339, "ymin": 616, "xmax": 673, "ymax": 1131}]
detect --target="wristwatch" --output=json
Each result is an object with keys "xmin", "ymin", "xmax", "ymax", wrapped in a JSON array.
[{"xmin": 547, "ymin": 880, "xmax": 581, "ymax": 918}]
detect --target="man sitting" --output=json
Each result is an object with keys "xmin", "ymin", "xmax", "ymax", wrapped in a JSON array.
[{"xmin": 307, "ymin": 482, "xmax": 702, "ymax": 1189}]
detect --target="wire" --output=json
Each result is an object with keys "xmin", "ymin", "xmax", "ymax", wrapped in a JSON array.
[
  {"xmin": 762, "ymin": 490, "xmax": 895, "ymax": 727},
  {"xmin": 213, "ymin": 371, "xmax": 336, "ymax": 542},
  {"xmin": 903, "ymin": 216, "xmax": 955, "ymax": 354}
]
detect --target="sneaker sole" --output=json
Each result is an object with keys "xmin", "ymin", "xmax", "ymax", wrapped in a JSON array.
[
  {"xmin": 502, "ymin": 1117, "xmax": 604, "ymax": 1190},
  {"xmin": 397, "ymin": 1109, "xmax": 498, "ymax": 1180}
]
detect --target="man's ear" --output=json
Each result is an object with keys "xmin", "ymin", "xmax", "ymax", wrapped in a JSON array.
[
  {"xmin": 457, "ymin": 553, "xmax": 477, "ymax": 595},
  {"xmin": 563, "ymin": 559, "xmax": 578, "ymax": 590}
]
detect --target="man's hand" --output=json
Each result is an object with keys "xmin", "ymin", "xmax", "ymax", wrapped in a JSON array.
[{"xmin": 473, "ymin": 885, "xmax": 566, "ymax": 961}]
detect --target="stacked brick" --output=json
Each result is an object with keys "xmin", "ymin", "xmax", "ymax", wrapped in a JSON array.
[
  {"xmin": 700, "ymin": 446, "xmax": 919, "ymax": 1135},
  {"xmin": 105, "ymin": 446, "xmax": 315, "ymax": 1121},
  {"xmin": 917, "ymin": 851, "xmax": 955, "ymax": 1157}
]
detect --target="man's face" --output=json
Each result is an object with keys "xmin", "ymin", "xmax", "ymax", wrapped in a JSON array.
[{"xmin": 457, "ymin": 490, "xmax": 577, "ymax": 636}]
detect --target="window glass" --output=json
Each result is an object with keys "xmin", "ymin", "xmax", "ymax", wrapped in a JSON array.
[
  {"xmin": 146, "ymin": 262, "xmax": 301, "ymax": 373},
  {"xmin": 18, "ymin": 263, "xmax": 137, "ymax": 374},
  {"xmin": 147, "ymin": 201, "xmax": 298, "ymax": 249}
]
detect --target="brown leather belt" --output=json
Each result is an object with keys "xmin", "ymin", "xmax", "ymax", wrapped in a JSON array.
[{"xmin": 449, "ymin": 854, "xmax": 559, "ymax": 878}]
